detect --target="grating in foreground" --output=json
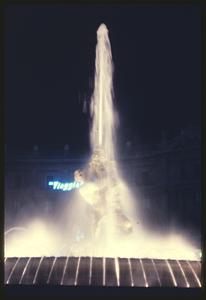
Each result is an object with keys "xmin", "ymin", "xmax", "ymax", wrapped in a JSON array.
[{"xmin": 4, "ymin": 257, "xmax": 201, "ymax": 287}]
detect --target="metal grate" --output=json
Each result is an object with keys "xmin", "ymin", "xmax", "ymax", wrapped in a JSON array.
[{"xmin": 4, "ymin": 257, "xmax": 201, "ymax": 287}]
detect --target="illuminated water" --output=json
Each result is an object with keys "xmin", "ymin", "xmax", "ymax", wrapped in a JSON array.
[
  {"xmin": 90, "ymin": 24, "xmax": 116, "ymax": 159},
  {"xmin": 81, "ymin": 23, "xmax": 139, "ymax": 254},
  {"xmin": 4, "ymin": 24, "xmax": 201, "ymax": 261}
]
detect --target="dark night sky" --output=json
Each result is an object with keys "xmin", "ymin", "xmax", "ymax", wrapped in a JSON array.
[{"xmin": 4, "ymin": 4, "xmax": 201, "ymax": 154}]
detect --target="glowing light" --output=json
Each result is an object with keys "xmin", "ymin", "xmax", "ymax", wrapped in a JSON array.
[
  {"xmin": 19, "ymin": 257, "xmax": 32, "ymax": 284},
  {"xmin": 48, "ymin": 180, "xmax": 83, "ymax": 191},
  {"xmin": 47, "ymin": 257, "xmax": 57, "ymax": 284},
  {"xmin": 176, "ymin": 260, "xmax": 190, "ymax": 288},
  {"xmin": 6, "ymin": 257, "xmax": 20, "ymax": 284},
  {"xmin": 91, "ymin": 23, "xmax": 116, "ymax": 160},
  {"xmin": 140, "ymin": 259, "xmax": 148, "ymax": 287},
  {"xmin": 61, "ymin": 256, "xmax": 69, "ymax": 285},
  {"xmin": 4, "ymin": 215, "xmax": 200, "ymax": 259},
  {"xmin": 186, "ymin": 261, "xmax": 201, "ymax": 287},
  {"xmin": 166, "ymin": 260, "xmax": 177, "ymax": 287},
  {"xmin": 33, "ymin": 256, "xmax": 44, "ymax": 284},
  {"xmin": 53, "ymin": 181, "xmax": 59, "ymax": 189},
  {"xmin": 115, "ymin": 257, "xmax": 120, "ymax": 286},
  {"xmin": 74, "ymin": 257, "xmax": 81, "ymax": 286},
  {"xmin": 151, "ymin": 259, "xmax": 161, "ymax": 286},
  {"xmin": 128, "ymin": 258, "xmax": 134, "ymax": 287}
]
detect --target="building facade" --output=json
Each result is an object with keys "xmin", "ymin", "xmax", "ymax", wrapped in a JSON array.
[{"xmin": 5, "ymin": 128, "xmax": 201, "ymax": 240}]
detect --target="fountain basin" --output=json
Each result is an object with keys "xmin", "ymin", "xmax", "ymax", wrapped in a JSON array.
[{"xmin": 5, "ymin": 256, "xmax": 201, "ymax": 287}]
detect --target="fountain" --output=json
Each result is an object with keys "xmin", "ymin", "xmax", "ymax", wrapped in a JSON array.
[
  {"xmin": 4, "ymin": 23, "xmax": 201, "ymax": 288},
  {"xmin": 70, "ymin": 23, "xmax": 200, "ymax": 261},
  {"xmin": 74, "ymin": 24, "xmax": 133, "ymax": 249}
]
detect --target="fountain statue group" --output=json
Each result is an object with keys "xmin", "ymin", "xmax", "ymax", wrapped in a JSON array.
[{"xmin": 74, "ymin": 149, "xmax": 133, "ymax": 239}]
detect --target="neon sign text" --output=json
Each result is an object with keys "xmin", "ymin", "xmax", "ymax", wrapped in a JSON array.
[{"xmin": 48, "ymin": 181, "xmax": 83, "ymax": 191}]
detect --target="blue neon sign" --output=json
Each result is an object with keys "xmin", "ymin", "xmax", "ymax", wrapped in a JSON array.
[{"xmin": 48, "ymin": 180, "xmax": 83, "ymax": 191}]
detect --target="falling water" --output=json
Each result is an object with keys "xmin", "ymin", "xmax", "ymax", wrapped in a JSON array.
[
  {"xmin": 77, "ymin": 23, "xmax": 199, "ymax": 259},
  {"xmin": 4, "ymin": 23, "xmax": 201, "ymax": 261},
  {"xmin": 78, "ymin": 24, "xmax": 137, "ymax": 256}
]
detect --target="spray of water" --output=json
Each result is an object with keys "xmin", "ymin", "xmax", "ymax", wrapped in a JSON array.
[
  {"xmin": 90, "ymin": 24, "xmax": 116, "ymax": 159},
  {"xmin": 81, "ymin": 23, "xmax": 138, "ymax": 255},
  {"xmin": 4, "ymin": 24, "xmax": 200, "ymax": 260}
]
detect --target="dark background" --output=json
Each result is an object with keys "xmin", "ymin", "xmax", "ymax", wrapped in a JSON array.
[{"xmin": 4, "ymin": 4, "xmax": 201, "ymax": 155}]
